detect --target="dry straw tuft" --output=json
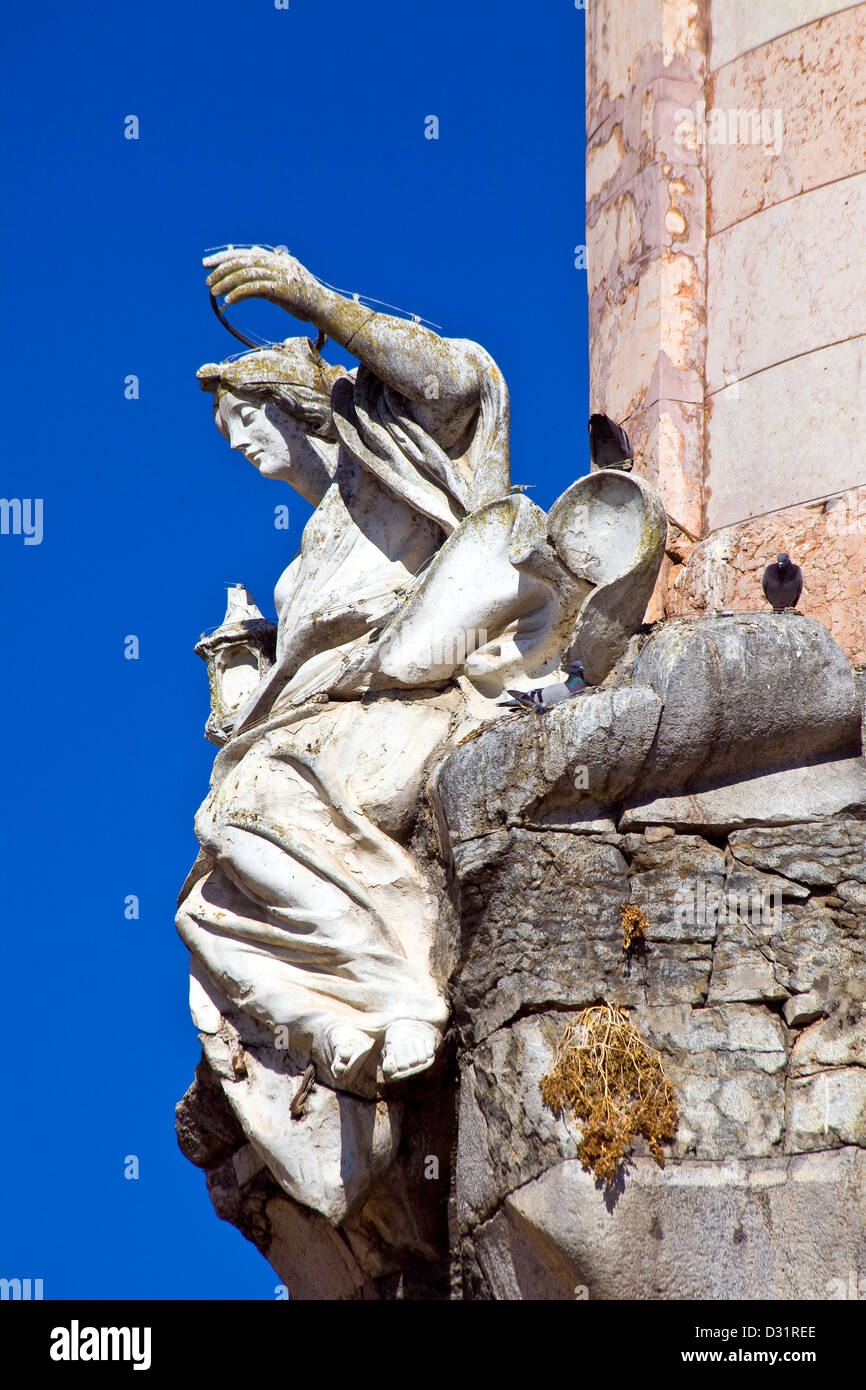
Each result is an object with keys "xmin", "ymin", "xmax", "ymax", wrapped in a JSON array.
[
  {"xmin": 621, "ymin": 903, "xmax": 648, "ymax": 952},
  {"xmin": 540, "ymin": 1004, "xmax": 678, "ymax": 1184}
]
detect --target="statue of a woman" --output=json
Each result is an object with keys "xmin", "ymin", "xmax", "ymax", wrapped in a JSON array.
[{"xmin": 177, "ymin": 247, "xmax": 665, "ymax": 1109}]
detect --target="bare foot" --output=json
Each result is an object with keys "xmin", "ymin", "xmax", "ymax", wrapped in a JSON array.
[
  {"xmin": 323, "ymin": 1024, "xmax": 375, "ymax": 1086},
  {"xmin": 382, "ymin": 1021, "xmax": 439, "ymax": 1081}
]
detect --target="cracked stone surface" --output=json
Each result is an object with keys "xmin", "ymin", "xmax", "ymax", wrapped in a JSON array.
[
  {"xmin": 178, "ymin": 598, "xmax": 866, "ymax": 1297},
  {"xmin": 179, "ymin": 750, "xmax": 866, "ymax": 1297},
  {"xmin": 430, "ymin": 687, "xmax": 663, "ymax": 847},
  {"xmin": 460, "ymin": 1148, "xmax": 866, "ymax": 1301},
  {"xmin": 446, "ymin": 798, "xmax": 866, "ymax": 1297},
  {"xmin": 628, "ymin": 616, "xmax": 860, "ymax": 796},
  {"xmin": 729, "ymin": 822, "xmax": 866, "ymax": 887},
  {"xmin": 180, "ymin": 719, "xmax": 866, "ymax": 1298}
]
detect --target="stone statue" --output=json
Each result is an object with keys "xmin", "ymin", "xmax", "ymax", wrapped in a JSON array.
[{"xmin": 176, "ymin": 246, "xmax": 666, "ymax": 1219}]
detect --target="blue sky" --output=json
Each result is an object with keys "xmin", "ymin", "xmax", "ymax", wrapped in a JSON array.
[{"xmin": 1, "ymin": 0, "xmax": 587, "ymax": 1297}]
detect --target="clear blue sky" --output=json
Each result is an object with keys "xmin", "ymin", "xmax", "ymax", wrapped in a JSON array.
[{"xmin": 1, "ymin": 0, "xmax": 588, "ymax": 1297}]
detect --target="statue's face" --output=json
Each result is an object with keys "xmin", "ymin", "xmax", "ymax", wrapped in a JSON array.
[{"xmin": 216, "ymin": 388, "xmax": 307, "ymax": 479}]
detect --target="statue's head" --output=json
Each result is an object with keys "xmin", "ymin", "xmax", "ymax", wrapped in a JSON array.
[{"xmin": 197, "ymin": 338, "xmax": 347, "ymax": 489}]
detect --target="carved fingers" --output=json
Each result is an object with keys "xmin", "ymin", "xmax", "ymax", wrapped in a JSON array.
[{"xmin": 204, "ymin": 246, "xmax": 316, "ymax": 317}]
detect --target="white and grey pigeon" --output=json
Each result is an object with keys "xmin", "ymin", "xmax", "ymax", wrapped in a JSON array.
[{"xmin": 498, "ymin": 661, "xmax": 587, "ymax": 712}]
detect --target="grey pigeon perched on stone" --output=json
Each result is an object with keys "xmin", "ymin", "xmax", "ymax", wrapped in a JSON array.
[
  {"xmin": 498, "ymin": 661, "xmax": 587, "ymax": 711},
  {"xmin": 589, "ymin": 414, "xmax": 634, "ymax": 471},
  {"xmin": 762, "ymin": 552, "xmax": 803, "ymax": 611}
]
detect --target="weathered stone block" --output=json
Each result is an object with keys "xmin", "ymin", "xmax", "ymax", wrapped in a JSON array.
[
  {"xmin": 729, "ymin": 821, "xmax": 866, "ymax": 887},
  {"xmin": 708, "ymin": 8, "xmax": 866, "ymax": 231},
  {"xmin": 456, "ymin": 1013, "xmax": 582, "ymax": 1231},
  {"xmin": 450, "ymin": 830, "xmax": 633, "ymax": 1042},
  {"xmin": 431, "ymin": 688, "xmax": 663, "ymax": 848},
  {"xmin": 706, "ymin": 339, "xmax": 866, "ymax": 530},
  {"xmin": 464, "ymin": 1148, "xmax": 866, "ymax": 1300},
  {"xmin": 710, "ymin": 0, "xmax": 861, "ymax": 71},
  {"xmin": 636, "ymin": 1004, "xmax": 788, "ymax": 1160},
  {"xmin": 707, "ymin": 173, "xmax": 866, "ymax": 392},
  {"xmin": 785, "ymin": 1071, "xmax": 866, "ymax": 1152},
  {"xmin": 621, "ymin": 757, "xmax": 866, "ymax": 832},
  {"xmin": 629, "ymin": 616, "xmax": 860, "ymax": 795},
  {"xmin": 790, "ymin": 1002, "xmax": 866, "ymax": 1073}
]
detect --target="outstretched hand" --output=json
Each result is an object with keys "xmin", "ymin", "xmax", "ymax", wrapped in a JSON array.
[{"xmin": 204, "ymin": 246, "xmax": 319, "ymax": 320}]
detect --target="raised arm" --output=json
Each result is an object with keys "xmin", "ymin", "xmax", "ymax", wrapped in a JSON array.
[{"xmin": 204, "ymin": 247, "xmax": 480, "ymax": 413}]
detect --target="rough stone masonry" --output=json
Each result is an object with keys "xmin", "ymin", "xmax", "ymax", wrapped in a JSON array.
[{"xmin": 177, "ymin": 614, "xmax": 866, "ymax": 1298}]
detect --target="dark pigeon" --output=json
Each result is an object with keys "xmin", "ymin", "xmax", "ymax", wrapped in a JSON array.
[
  {"xmin": 589, "ymin": 414, "xmax": 634, "ymax": 471},
  {"xmin": 762, "ymin": 552, "xmax": 803, "ymax": 611},
  {"xmin": 498, "ymin": 661, "xmax": 587, "ymax": 712}
]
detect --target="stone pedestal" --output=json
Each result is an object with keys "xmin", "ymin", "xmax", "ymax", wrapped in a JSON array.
[{"xmin": 178, "ymin": 614, "xmax": 866, "ymax": 1298}]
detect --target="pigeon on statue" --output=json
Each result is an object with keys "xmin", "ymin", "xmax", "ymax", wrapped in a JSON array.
[
  {"xmin": 762, "ymin": 552, "xmax": 803, "ymax": 612},
  {"xmin": 498, "ymin": 661, "xmax": 587, "ymax": 712},
  {"xmin": 589, "ymin": 414, "xmax": 634, "ymax": 471}
]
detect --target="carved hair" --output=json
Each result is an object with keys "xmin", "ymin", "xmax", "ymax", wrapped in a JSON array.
[
  {"xmin": 242, "ymin": 380, "xmax": 336, "ymax": 440},
  {"xmin": 197, "ymin": 338, "xmax": 347, "ymax": 441}
]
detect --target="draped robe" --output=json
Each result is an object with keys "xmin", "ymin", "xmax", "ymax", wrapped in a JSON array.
[{"xmin": 176, "ymin": 342, "xmax": 627, "ymax": 1093}]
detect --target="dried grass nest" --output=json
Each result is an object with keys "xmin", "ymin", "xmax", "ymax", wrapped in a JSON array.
[
  {"xmin": 540, "ymin": 1004, "xmax": 679, "ymax": 1184},
  {"xmin": 620, "ymin": 903, "xmax": 648, "ymax": 952}
]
